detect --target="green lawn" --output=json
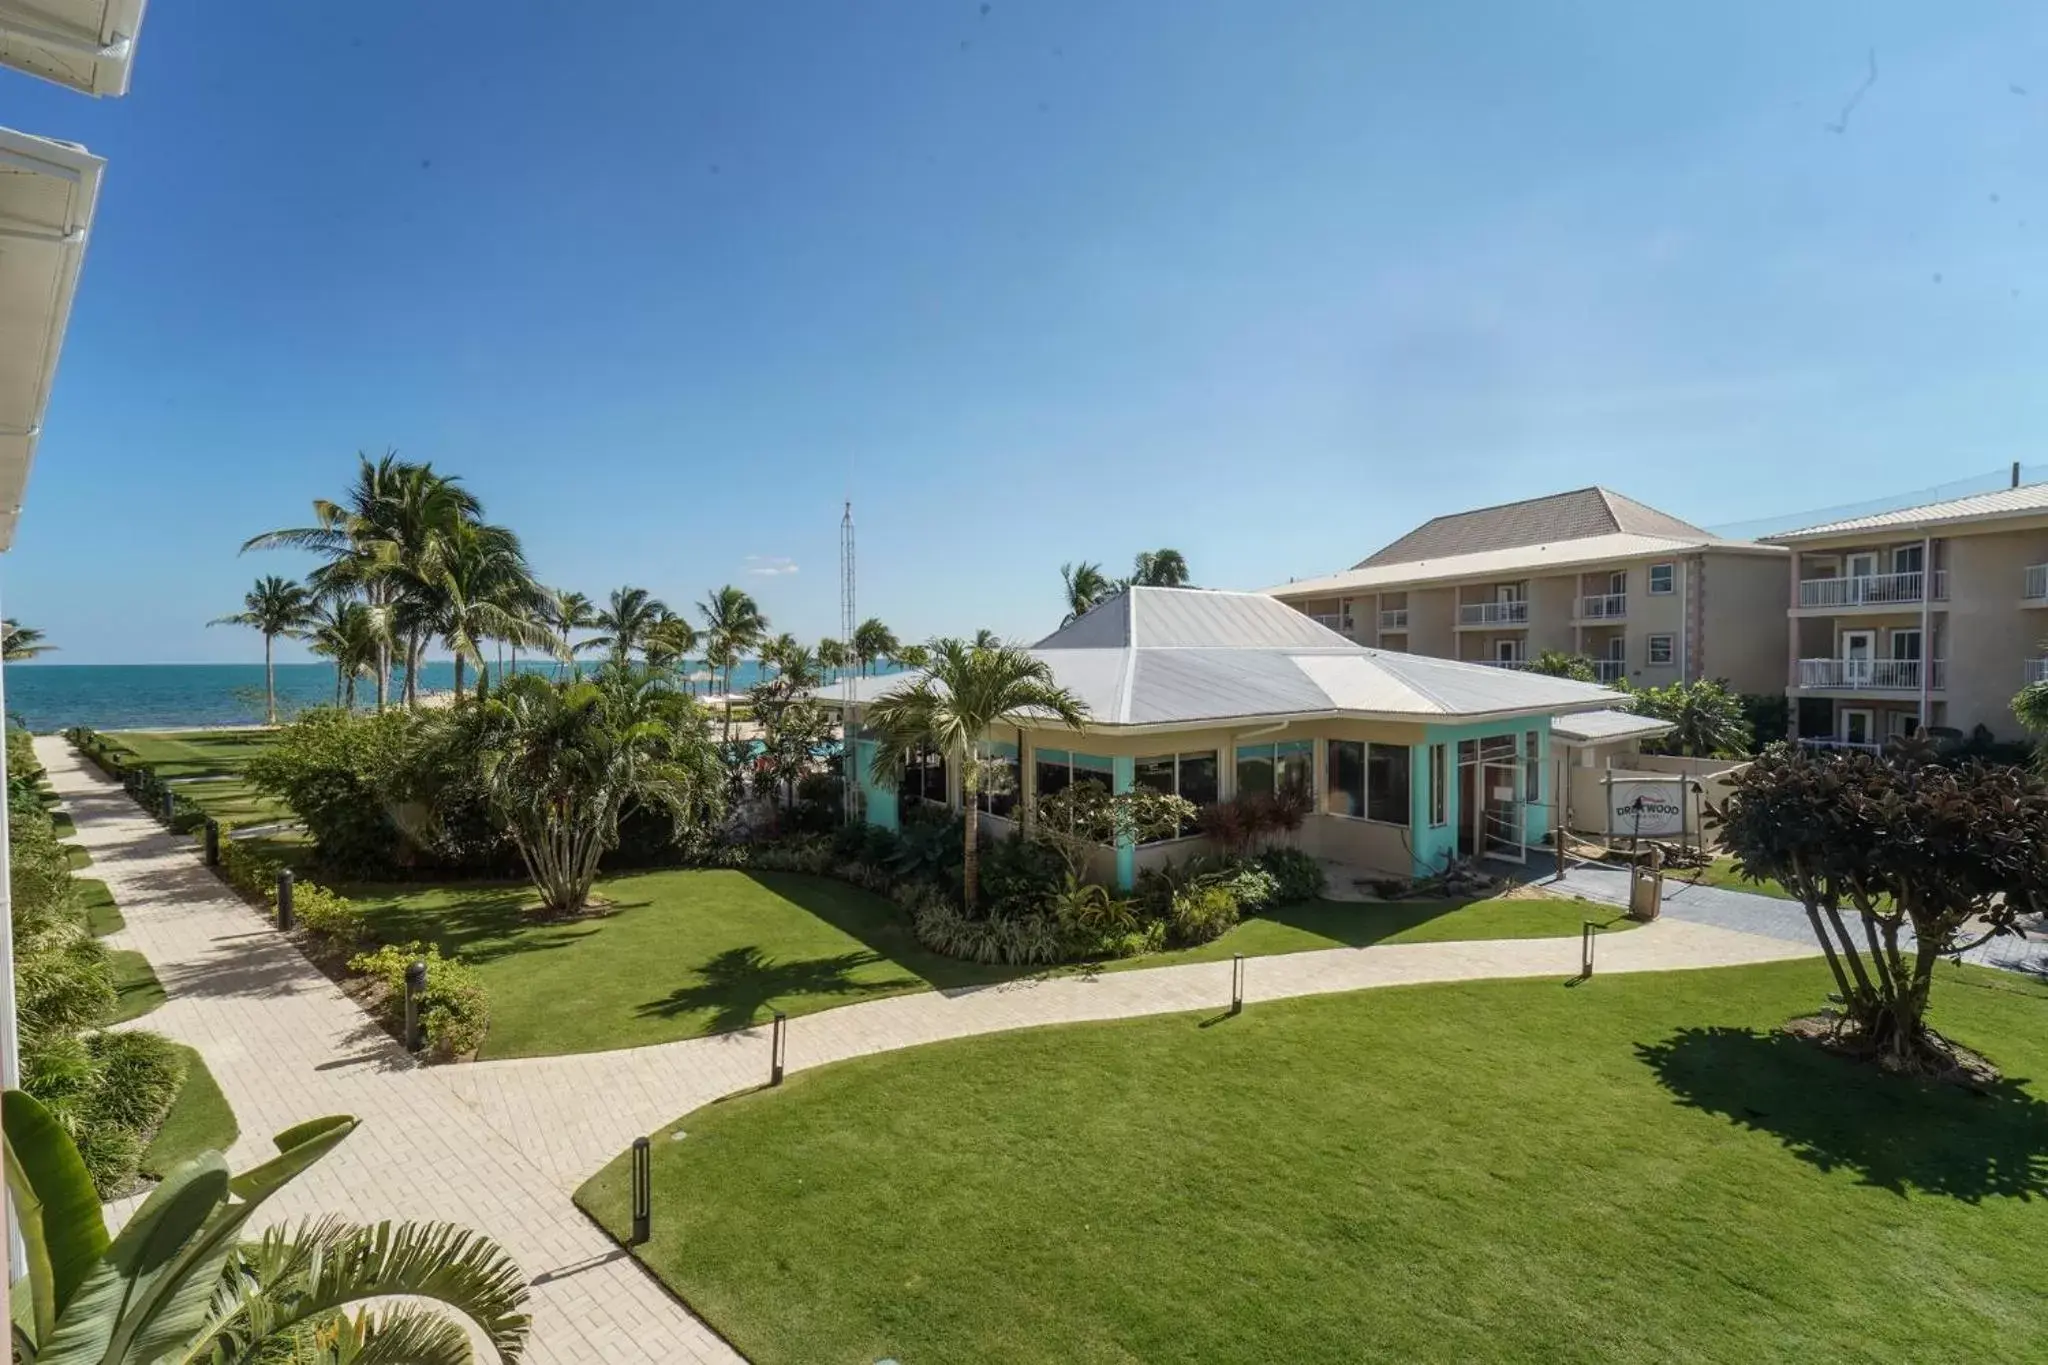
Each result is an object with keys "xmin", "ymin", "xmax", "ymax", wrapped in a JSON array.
[
  {"xmin": 1101, "ymin": 892, "xmax": 1635, "ymax": 972},
  {"xmin": 101, "ymin": 729, "xmax": 295, "ymax": 828},
  {"xmin": 578, "ymin": 959, "xmax": 2048, "ymax": 1365},
  {"xmin": 49, "ymin": 808, "xmax": 76, "ymax": 840},
  {"xmin": 141, "ymin": 1044, "xmax": 238, "ymax": 1178},
  {"xmin": 105, "ymin": 949, "xmax": 165, "ymax": 1023},
  {"xmin": 1683, "ymin": 855, "xmax": 1794, "ymax": 900},
  {"xmin": 341, "ymin": 868, "xmax": 1017, "ymax": 1059},
  {"xmin": 77, "ymin": 878, "xmax": 121, "ymax": 936}
]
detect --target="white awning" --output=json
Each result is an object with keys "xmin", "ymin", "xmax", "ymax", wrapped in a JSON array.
[
  {"xmin": 1549, "ymin": 708, "xmax": 1675, "ymax": 744},
  {"xmin": 0, "ymin": 0, "xmax": 146, "ymax": 96},
  {"xmin": 0, "ymin": 126, "xmax": 102, "ymax": 550}
]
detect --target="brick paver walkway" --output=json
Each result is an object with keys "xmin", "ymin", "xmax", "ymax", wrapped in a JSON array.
[{"xmin": 43, "ymin": 738, "xmax": 1820, "ymax": 1362}]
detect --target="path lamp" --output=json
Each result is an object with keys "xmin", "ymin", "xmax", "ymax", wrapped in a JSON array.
[
  {"xmin": 769, "ymin": 1011, "xmax": 788, "ymax": 1086},
  {"xmin": 1581, "ymin": 920, "xmax": 1598, "ymax": 980},
  {"xmin": 204, "ymin": 818, "xmax": 219, "ymax": 867},
  {"xmin": 630, "ymin": 1136, "xmax": 652, "ymax": 1244},
  {"xmin": 1230, "ymin": 953, "xmax": 1245, "ymax": 1016},
  {"xmin": 275, "ymin": 868, "xmax": 294, "ymax": 930},
  {"xmin": 160, "ymin": 789, "xmax": 173, "ymax": 823},
  {"xmin": 404, "ymin": 960, "xmax": 428, "ymax": 1052}
]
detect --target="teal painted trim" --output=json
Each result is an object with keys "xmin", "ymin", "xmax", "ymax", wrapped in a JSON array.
[
  {"xmin": 1421, "ymin": 717, "xmax": 1558, "ymax": 871},
  {"xmin": 852, "ymin": 738, "xmax": 899, "ymax": 832},
  {"xmin": 1112, "ymin": 754, "xmax": 1136, "ymax": 891},
  {"xmin": 1409, "ymin": 741, "xmax": 1451, "ymax": 880}
]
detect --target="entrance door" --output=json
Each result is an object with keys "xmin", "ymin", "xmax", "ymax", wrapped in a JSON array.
[
  {"xmin": 1842, "ymin": 708, "xmax": 1875, "ymax": 748},
  {"xmin": 1494, "ymin": 638, "xmax": 1523, "ymax": 666},
  {"xmin": 1840, "ymin": 629, "xmax": 1875, "ymax": 687},
  {"xmin": 1480, "ymin": 763, "xmax": 1525, "ymax": 863},
  {"xmin": 1846, "ymin": 552, "xmax": 1878, "ymax": 604},
  {"xmin": 1887, "ymin": 710, "xmax": 1918, "ymax": 741}
]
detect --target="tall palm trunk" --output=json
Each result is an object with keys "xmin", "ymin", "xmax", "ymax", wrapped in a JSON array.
[
  {"xmin": 333, "ymin": 663, "xmax": 342, "ymax": 707},
  {"xmin": 404, "ymin": 628, "xmax": 423, "ymax": 708},
  {"xmin": 453, "ymin": 652, "xmax": 466, "ymax": 705},
  {"xmin": 372, "ymin": 583, "xmax": 390, "ymax": 712},
  {"xmin": 962, "ymin": 755, "xmax": 982, "ymax": 911},
  {"xmin": 264, "ymin": 633, "xmax": 277, "ymax": 725}
]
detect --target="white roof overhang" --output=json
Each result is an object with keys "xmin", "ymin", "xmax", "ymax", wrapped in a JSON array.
[{"xmin": 0, "ymin": 0, "xmax": 145, "ymax": 96}]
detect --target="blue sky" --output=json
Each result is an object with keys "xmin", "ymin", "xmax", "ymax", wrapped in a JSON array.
[{"xmin": 4, "ymin": 2, "xmax": 2044, "ymax": 663}]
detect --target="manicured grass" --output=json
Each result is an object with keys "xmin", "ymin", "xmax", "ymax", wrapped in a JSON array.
[
  {"xmin": 64, "ymin": 844, "xmax": 91, "ymax": 870},
  {"xmin": 578, "ymin": 958, "xmax": 2048, "ymax": 1365},
  {"xmin": 77, "ymin": 878, "xmax": 121, "ymax": 936},
  {"xmin": 105, "ymin": 949, "xmax": 165, "ymax": 1023},
  {"xmin": 341, "ymin": 868, "xmax": 1016, "ymax": 1059},
  {"xmin": 141, "ymin": 1044, "xmax": 238, "ymax": 1178},
  {"xmin": 1683, "ymin": 855, "xmax": 1795, "ymax": 900},
  {"xmin": 1100, "ymin": 892, "xmax": 1636, "ymax": 972},
  {"xmin": 102, "ymin": 729, "xmax": 295, "ymax": 828},
  {"xmin": 48, "ymin": 808, "xmax": 75, "ymax": 840}
]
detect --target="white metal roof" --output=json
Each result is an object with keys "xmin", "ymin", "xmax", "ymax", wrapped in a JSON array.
[
  {"xmin": 830, "ymin": 588, "xmax": 1621, "ymax": 730},
  {"xmin": 0, "ymin": 126, "xmax": 101, "ymax": 550},
  {"xmin": 0, "ymin": 0, "xmax": 146, "ymax": 95},
  {"xmin": 1762, "ymin": 482, "xmax": 2048, "ymax": 544},
  {"xmin": 1264, "ymin": 530, "xmax": 1782, "ymax": 600},
  {"xmin": 1548, "ymin": 708, "xmax": 1676, "ymax": 744}
]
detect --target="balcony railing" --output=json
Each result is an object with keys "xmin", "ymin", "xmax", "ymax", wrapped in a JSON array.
[
  {"xmin": 1578, "ymin": 593, "xmax": 1627, "ymax": 620},
  {"xmin": 2026, "ymin": 564, "xmax": 2048, "ymax": 603},
  {"xmin": 1798, "ymin": 737, "xmax": 1884, "ymax": 755},
  {"xmin": 1796, "ymin": 569, "xmax": 1947, "ymax": 609},
  {"xmin": 1378, "ymin": 608, "xmax": 1408, "ymax": 631},
  {"xmin": 2027, "ymin": 658, "xmax": 2048, "ymax": 685},
  {"xmin": 1595, "ymin": 660, "xmax": 1626, "ymax": 684},
  {"xmin": 1457, "ymin": 599, "xmax": 1530, "ymax": 626},
  {"xmin": 1796, "ymin": 658, "xmax": 1945, "ymax": 691},
  {"xmin": 1308, "ymin": 612, "xmax": 1354, "ymax": 634}
]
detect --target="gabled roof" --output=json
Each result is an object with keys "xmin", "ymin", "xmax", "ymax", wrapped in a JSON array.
[
  {"xmin": 1762, "ymin": 482, "xmax": 2048, "ymax": 543},
  {"xmin": 1356, "ymin": 487, "xmax": 1713, "ymax": 568},
  {"xmin": 832, "ymin": 588, "xmax": 1620, "ymax": 730},
  {"xmin": 0, "ymin": 0, "xmax": 147, "ymax": 96},
  {"xmin": 1263, "ymin": 530, "xmax": 1780, "ymax": 600}
]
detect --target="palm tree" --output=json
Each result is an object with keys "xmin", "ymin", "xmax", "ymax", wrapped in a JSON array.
[
  {"xmin": 306, "ymin": 598, "xmax": 385, "ymax": 708},
  {"xmin": 549, "ymin": 588, "xmax": 601, "ymax": 671},
  {"xmin": 3, "ymin": 1094, "xmax": 530, "ymax": 1362},
  {"xmin": 891, "ymin": 642, "xmax": 932, "ymax": 671},
  {"xmin": 210, "ymin": 575, "xmax": 316, "ymax": 724},
  {"xmin": 645, "ymin": 612, "xmax": 700, "ymax": 671},
  {"xmin": 1527, "ymin": 649, "xmax": 1598, "ymax": 683},
  {"xmin": 1129, "ymin": 548, "xmax": 1192, "ymax": 587},
  {"xmin": 761, "ymin": 631, "xmax": 802, "ymax": 677},
  {"xmin": 588, "ymin": 586, "xmax": 671, "ymax": 664},
  {"xmin": 455, "ymin": 666, "xmax": 725, "ymax": 914},
  {"xmin": 1629, "ymin": 678, "xmax": 1753, "ymax": 757},
  {"xmin": 817, "ymin": 636, "xmax": 850, "ymax": 682},
  {"xmin": 1060, "ymin": 561, "xmax": 1113, "ymax": 624},
  {"xmin": 867, "ymin": 640, "xmax": 1089, "ymax": 911},
  {"xmin": 972, "ymin": 628, "xmax": 1002, "ymax": 648},
  {"xmin": 699, "ymin": 585, "xmax": 768, "ymax": 750},
  {"xmin": 852, "ymin": 617, "xmax": 898, "ymax": 675},
  {"xmin": 2, "ymin": 620, "xmax": 53, "ymax": 661},
  {"xmin": 430, "ymin": 521, "xmax": 554, "ymax": 700}
]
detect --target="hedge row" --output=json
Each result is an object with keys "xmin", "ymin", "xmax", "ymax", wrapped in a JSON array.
[{"xmin": 64, "ymin": 727, "xmax": 210, "ymax": 834}]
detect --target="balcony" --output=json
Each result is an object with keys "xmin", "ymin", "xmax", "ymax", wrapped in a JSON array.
[
  {"xmin": 1378, "ymin": 608, "xmax": 1408, "ymax": 631},
  {"xmin": 1457, "ymin": 600, "xmax": 1530, "ymax": 627},
  {"xmin": 1795, "ymin": 570, "xmax": 1947, "ymax": 610},
  {"xmin": 1796, "ymin": 658, "xmax": 1945, "ymax": 691},
  {"xmin": 1595, "ymin": 660, "xmax": 1626, "ymax": 684},
  {"xmin": 2025, "ymin": 564, "xmax": 2048, "ymax": 604},
  {"xmin": 1577, "ymin": 593, "xmax": 1627, "ymax": 621},
  {"xmin": 1798, "ymin": 737, "xmax": 1883, "ymax": 756},
  {"xmin": 2027, "ymin": 659, "xmax": 2048, "ymax": 685},
  {"xmin": 1308, "ymin": 612, "xmax": 1354, "ymax": 635}
]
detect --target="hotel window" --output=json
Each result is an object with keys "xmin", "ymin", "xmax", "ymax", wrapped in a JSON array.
[
  {"xmin": 976, "ymin": 740, "xmax": 1019, "ymax": 818},
  {"xmin": 1647, "ymin": 634, "xmax": 1674, "ymax": 666},
  {"xmin": 1033, "ymin": 748, "xmax": 1114, "ymax": 809},
  {"xmin": 1135, "ymin": 750, "xmax": 1219, "ymax": 839},
  {"xmin": 1428, "ymin": 743, "xmax": 1448, "ymax": 827},
  {"xmin": 1235, "ymin": 739, "xmax": 1315, "ymax": 799},
  {"xmin": 1648, "ymin": 563, "xmax": 1675, "ymax": 595},
  {"xmin": 898, "ymin": 744, "xmax": 948, "ymax": 806},
  {"xmin": 1325, "ymin": 741, "xmax": 1412, "ymax": 826}
]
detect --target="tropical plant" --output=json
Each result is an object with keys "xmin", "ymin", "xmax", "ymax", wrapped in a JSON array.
[
  {"xmin": 699, "ymin": 585, "xmax": 768, "ymax": 754},
  {"xmin": 4, "ymin": 619, "xmax": 54, "ymax": 661},
  {"xmin": 208, "ymin": 575, "xmax": 317, "ymax": 724},
  {"xmin": 971, "ymin": 628, "xmax": 1002, "ymax": 648},
  {"xmin": 749, "ymin": 651, "xmax": 833, "ymax": 813},
  {"xmin": 1029, "ymin": 780, "xmax": 1196, "ymax": 886},
  {"xmin": 452, "ymin": 666, "xmax": 725, "ymax": 914},
  {"xmin": 3, "ymin": 1093, "xmax": 531, "ymax": 1363},
  {"xmin": 1629, "ymin": 678, "xmax": 1752, "ymax": 757},
  {"xmin": 588, "ymin": 586, "xmax": 671, "ymax": 665},
  {"xmin": 549, "ymin": 588, "xmax": 601, "ymax": 668},
  {"xmin": 817, "ymin": 637, "xmax": 850, "ymax": 681},
  {"xmin": 890, "ymin": 642, "xmax": 931, "ymax": 671},
  {"xmin": 866, "ymin": 642, "xmax": 1091, "ymax": 911},
  {"xmin": 2014, "ymin": 676, "xmax": 2048, "ymax": 775},
  {"xmin": 851, "ymin": 618, "xmax": 898, "ymax": 675},
  {"xmin": 1128, "ymin": 548, "xmax": 1192, "ymax": 588},
  {"xmin": 427, "ymin": 520, "xmax": 554, "ymax": 700},
  {"xmin": 1711, "ymin": 744, "xmax": 2048, "ymax": 1073},
  {"xmin": 644, "ymin": 612, "xmax": 699, "ymax": 671},
  {"xmin": 1059, "ymin": 561, "xmax": 1113, "ymax": 624},
  {"xmin": 1527, "ymin": 650, "xmax": 1599, "ymax": 683},
  {"xmin": 304, "ymin": 598, "xmax": 385, "ymax": 709}
]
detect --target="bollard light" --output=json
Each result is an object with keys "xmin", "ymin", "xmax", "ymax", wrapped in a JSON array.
[
  {"xmin": 204, "ymin": 819, "xmax": 220, "ymax": 867},
  {"xmin": 161, "ymin": 789, "xmax": 174, "ymax": 823},
  {"xmin": 770, "ymin": 1011, "xmax": 788, "ymax": 1086},
  {"xmin": 1581, "ymin": 920, "xmax": 1597, "ymax": 980},
  {"xmin": 404, "ymin": 960, "xmax": 428, "ymax": 1052},
  {"xmin": 630, "ymin": 1136, "xmax": 652, "ymax": 1244},
  {"xmin": 1230, "ymin": 953, "xmax": 1245, "ymax": 1016},
  {"xmin": 276, "ymin": 868, "xmax": 295, "ymax": 931}
]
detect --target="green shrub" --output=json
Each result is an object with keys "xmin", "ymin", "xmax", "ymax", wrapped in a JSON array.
[
  {"xmin": 293, "ymin": 880, "xmax": 368, "ymax": 944},
  {"xmin": 82, "ymin": 1029, "xmax": 186, "ymax": 1134},
  {"xmin": 348, "ymin": 942, "xmax": 491, "ymax": 1060},
  {"xmin": 1167, "ymin": 882, "xmax": 1241, "ymax": 946},
  {"xmin": 1254, "ymin": 846, "xmax": 1326, "ymax": 905},
  {"xmin": 978, "ymin": 832, "xmax": 1064, "ymax": 914},
  {"xmin": 905, "ymin": 885, "xmax": 1067, "ymax": 966}
]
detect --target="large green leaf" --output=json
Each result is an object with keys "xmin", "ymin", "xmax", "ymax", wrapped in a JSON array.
[
  {"xmin": 4, "ymin": 1089, "xmax": 109, "ymax": 1338},
  {"xmin": 227, "ymin": 1116, "xmax": 357, "ymax": 1204}
]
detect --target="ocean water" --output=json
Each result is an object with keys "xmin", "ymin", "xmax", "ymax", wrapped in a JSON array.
[{"xmin": 5, "ymin": 660, "xmax": 892, "ymax": 732}]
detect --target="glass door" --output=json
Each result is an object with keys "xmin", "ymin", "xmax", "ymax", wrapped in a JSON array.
[{"xmin": 1840, "ymin": 629, "xmax": 1874, "ymax": 687}]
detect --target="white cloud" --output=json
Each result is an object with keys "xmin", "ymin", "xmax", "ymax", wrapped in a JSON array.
[{"xmin": 743, "ymin": 555, "xmax": 799, "ymax": 577}]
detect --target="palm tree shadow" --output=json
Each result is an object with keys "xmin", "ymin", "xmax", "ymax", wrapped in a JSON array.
[
  {"xmin": 1637, "ymin": 1026, "xmax": 2048, "ymax": 1202},
  {"xmin": 635, "ymin": 945, "xmax": 883, "ymax": 1033}
]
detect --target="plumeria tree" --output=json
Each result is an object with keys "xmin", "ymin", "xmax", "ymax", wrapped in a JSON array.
[{"xmin": 866, "ymin": 640, "xmax": 1089, "ymax": 911}]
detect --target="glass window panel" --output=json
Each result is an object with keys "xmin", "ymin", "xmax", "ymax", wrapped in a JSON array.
[
  {"xmin": 1236, "ymin": 748, "xmax": 1276, "ymax": 796},
  {"xmin": 1649, "ymin": 563, "xmax": 1675, "ymax": 594},
  {"xmin": 1367, "ymin": 743, "xmax": 1411, "ymax": 824},
  {"xmin": 1035, "ymin": 758, "xmax": 1072, "ymax": 801},
  {"xmin": 1457, "ymin": 738, "xmax": 1477, "ymax": 765},
  {"xmin": 1134, "ymin": 755, "xmax": 1176, "ymax": 796},
  {"xmin": 1326, "ymin": 740, "xmax": 1365, "ymax": 818},
  {"xmin": 1178, "ymin": 752, "xmax": 1219, "ymax": 809}
]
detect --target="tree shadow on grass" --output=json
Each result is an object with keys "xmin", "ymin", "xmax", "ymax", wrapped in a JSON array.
[
  {"xmin": 1637, "ymin": 1026, "xmax": 2048, "ymax": 1202},
  {"xmin": 739, "ymin": 871, "xmax": 1022, "ymax": 991},
  {"xmin": 344, "ymin": 882, "xmax": 650, "ymax": 966},
  {"xmin": 634, "ymin": 945, "xmax": 884, "ymax": 1033}
]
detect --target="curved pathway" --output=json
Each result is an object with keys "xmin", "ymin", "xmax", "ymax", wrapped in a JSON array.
[{"xmin": 41, "ymin": 738, "xmax": 1818, "ymax": 1363}]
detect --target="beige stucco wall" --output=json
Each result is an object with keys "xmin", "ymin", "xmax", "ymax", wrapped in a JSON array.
[
  {"xmin": 1697, "ymin": 550, "xmax": 1790, "ymax": 694},
  {"xmin": 1943, "ymin": 527, "xmax": 2048, "ymax": 738},
  {"xmin": 1406, "ymin": 586, "xmax": 1456, "ymax": 656}
]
